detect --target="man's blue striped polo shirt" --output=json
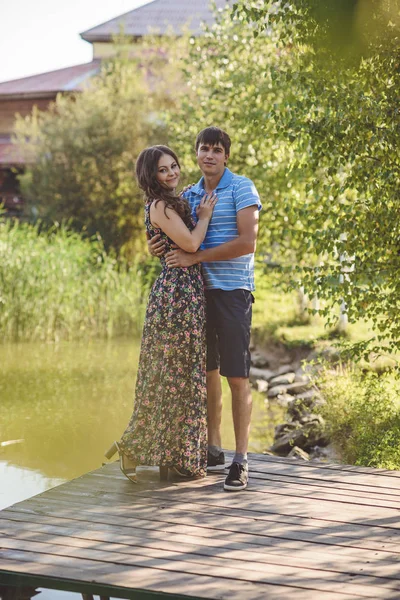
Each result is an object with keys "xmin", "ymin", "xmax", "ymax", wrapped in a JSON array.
[{"xmin": 183, "ymin": 168, "xmax": 262, "ymax": 291}]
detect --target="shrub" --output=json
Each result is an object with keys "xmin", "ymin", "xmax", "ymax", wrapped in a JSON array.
[{"xmin": 318, "ymin": 367, "xmax": 400, "ymax": 469}]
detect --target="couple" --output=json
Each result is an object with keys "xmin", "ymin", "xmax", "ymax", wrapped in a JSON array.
[{"xmin": 106, "ymin": 126, "xmax": 261, "ymax": 491}]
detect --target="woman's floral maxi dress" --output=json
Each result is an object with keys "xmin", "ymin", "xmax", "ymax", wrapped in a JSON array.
[{"xmin": 119, "ymin": 201, "xmax": 207, "ymax": 477}]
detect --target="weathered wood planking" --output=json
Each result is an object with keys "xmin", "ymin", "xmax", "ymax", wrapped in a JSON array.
[{"xmin": 1, "ymin": 452, "xmax": 400, "ymax": 599}]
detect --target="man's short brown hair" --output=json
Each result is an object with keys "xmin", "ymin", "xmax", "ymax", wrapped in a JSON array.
[{"xmin": 195, "ymin": 126, "xmax": 231, "ymax": 155}]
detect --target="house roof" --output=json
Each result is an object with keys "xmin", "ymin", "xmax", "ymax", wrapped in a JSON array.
[
  {"xmin": 80, "ymin": 0, "xmax": 231, "ymax": 42},
  {"xmin": 0, "ymin": 61, "xmax": 101, "ymax": 100},
  {"xmin": 0, "ymin": 2, "xmax": 230, "ymax": 101}
]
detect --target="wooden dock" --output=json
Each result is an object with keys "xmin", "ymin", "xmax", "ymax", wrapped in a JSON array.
[{"xmin": 1, "ymin": 452, "xmax": 400, "ymax": 599}]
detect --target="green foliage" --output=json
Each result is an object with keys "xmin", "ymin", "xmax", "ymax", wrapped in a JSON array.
[
  {"xmin": 318, "ymin": 367, "xmax": 400, "ymax": 469},
  {"xmin": 252, "ymin": 267, "xmax": 314, "ymax": 344},
  {"xmin": 233, "ymin": 1, "xmax": 400, "ymax": 59},
  {"xmin": 14, "ymin": 54, "xmax": 170, "ymax": 257},
  {"xmin": 0, "ymin": 219, "xmax": 150, "ymax": 342},
  {"xmin": 265, "ymin": 43, "xmax": 400, "ymax": 354},
  {"xmin": 223, "ymin": 1, "xmax": 400, "ymax": 356}
]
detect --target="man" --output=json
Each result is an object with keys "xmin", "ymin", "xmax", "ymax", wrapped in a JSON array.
[{"xmin": 150, "ymin": 127, "xmax": 261, "ymax": 490}]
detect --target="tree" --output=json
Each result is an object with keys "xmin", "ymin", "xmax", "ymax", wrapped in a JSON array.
[{"xmin": 15, "ymin": 51, "xmax": 172, "ymax": 256}]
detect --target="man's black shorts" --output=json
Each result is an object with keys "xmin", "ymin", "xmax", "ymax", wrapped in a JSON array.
[{"xmin": 205, "ymin": 289, "xmax": 254, "ymax": 378}]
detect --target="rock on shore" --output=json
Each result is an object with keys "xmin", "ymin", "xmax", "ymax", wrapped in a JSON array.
[{"xmin": 249, "ymin": 345, "xmax": 333, "ymax": 462}]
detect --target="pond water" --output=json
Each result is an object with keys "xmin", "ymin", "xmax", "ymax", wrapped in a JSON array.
[{"xmin": 0, "ymin": 339, "xmax": 282, "ymax": 598}]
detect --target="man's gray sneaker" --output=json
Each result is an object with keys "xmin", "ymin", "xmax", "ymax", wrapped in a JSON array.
[
  {"xmin": 224, "ymin": 461, "xmax": 248, "ymax": 491},
  {"xmin": 207, "ymin": 450, "xmax": 225, "ymax": 471}
]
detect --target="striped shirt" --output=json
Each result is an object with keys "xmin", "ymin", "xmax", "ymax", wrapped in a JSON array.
[{"xmin": 184, "ymin": 168, "xmax": 262, "ymax": 291}]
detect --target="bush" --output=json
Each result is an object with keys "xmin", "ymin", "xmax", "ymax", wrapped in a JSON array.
[
  {"xmin": 15, "ymin": 54, "xmax": 172, "ymax": 257},
  {"xmin": 318, "ymin": 367, "xmax": 400, "ymax": 469}
]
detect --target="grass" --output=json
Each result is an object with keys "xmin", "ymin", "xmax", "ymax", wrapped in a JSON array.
[
  {"xmin": 0, "ymin": 219, "xmax": 151, "ymax": 342},
  {"xmin": 253, "ymin": 268, "xmax": 386, "ymax": 360},
  {"xmin": 253, "ymin": 269, "xmax": 334, "ymax": 348}
]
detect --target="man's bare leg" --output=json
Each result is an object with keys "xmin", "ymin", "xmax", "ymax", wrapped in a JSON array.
[
  {"xmin": 206, "ymin": 369, "xmax": 223, "ymax": 448},
  {"xmin": 227, "ymin": 377, "xmax": 252, "ymax": 456}
]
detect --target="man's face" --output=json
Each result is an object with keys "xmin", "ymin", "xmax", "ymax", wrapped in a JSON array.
[{"xmin": 196, "ymin": 141, "xmax": 228, "ymax": 178}]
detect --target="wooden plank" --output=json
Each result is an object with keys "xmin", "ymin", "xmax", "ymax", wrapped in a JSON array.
[
  {"xmin": 247, "ymin": 454, "xmax": 400, "ymax": 484},
  {"xmin": 22, "ymin": 485, "xmax": 400, "ymax": 539},
  {"xmin": 3, "ymin": 520, "xmax": 400, "ymax": 582},
  {"xmin": 67, "ymin": 458, "xmax": 400, "ymax": 492},
  {"xmin": 39, "ymin": 475, "xmax": 400, "ymax": 526},
  {"xmin": 235, "ymin": 480, "xmax": 400, "ymax": 509},
  {"xmin": 89, "ymin": 454, "xmax": 400, "ymax": 486},
  {"xmin": 0, "ymin": 559, "xmax": 369, "ymax": 600},
  {"xmin": 83, "ymin": 468, "xmax": 400, "ymax": 505},
  {"xmin": 1, "ymin": 554, "xmax": 313, "ymax": 600},
  {"xmin": 1, "ymin": 537, "xmax": 399, "ymax": 598},
  {"xmin": 84, "ymin": 462, "xmax": 400, "ymax": 492},
  {"xmin": 129, "ymin": 486, "xmax": 400, "ymax": 525},
  {"xmin": 2, "ymin": 503, "xmax": 400, "ymax": 565},
  {"xmin": 7, "ymin": 485, "xmax": 400, "ymax": 537},
  {"xmin": 3, "ymin": 509, "xmax": 400, "ymax": 567},
  {"xmin": 6, "ymin": 493, "xmax": 400, "ymax": 546},
  {"xmin": 70, "ymin": 462, "xmax": 400, "ymax": 500},
  {"xmin": 247, "ymin": 453, "xmax": 400, "ymax": 479},
  {"xmin": 248, "ymin": 471, "xmax": 400, "ymax": 498},
  {"xmin": 7, "ymin": 495, "xmax": 400, "ymax": 555},
  {"xmin": 78, "ymin": 471, "xmax": 400, "ymax": 509},
  {"xmin": 9, "ymin": 491, "xmax": 400, "ymax": 563},
  {"xmin": 0, "ymin": 568, "xmax": 193, "ymax": 600},
  {"xmin": 13, "ymin": 492, "xmax": 400, "ymax": 544}
]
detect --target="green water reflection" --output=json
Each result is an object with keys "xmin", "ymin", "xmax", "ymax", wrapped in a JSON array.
[{"xmin": 0, "ymin": 340, "xmax": 282, "ymax": 508}]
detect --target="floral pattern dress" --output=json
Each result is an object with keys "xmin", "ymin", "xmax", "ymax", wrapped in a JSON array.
[{"xmin": 119, "ymin": 201, "xmax": 207, "ymax": 477}]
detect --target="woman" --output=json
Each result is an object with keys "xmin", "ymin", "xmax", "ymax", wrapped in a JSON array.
[{"xmin": 105, "ymin": 145, "xmax": 217, "ymax": 482}]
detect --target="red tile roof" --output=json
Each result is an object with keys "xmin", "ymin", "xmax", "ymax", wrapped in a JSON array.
[
  {"xmin": 0, "ymin": 61, "xmax": 101, "ymax": 99},
  {"xmin": 80, "ymin": 0, "xmax": 231, "ymax": 41}
]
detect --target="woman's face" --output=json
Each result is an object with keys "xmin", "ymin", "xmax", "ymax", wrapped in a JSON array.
[{"xmin": 156, "ymin": 153, "xmax": 180, "ymax": 190}]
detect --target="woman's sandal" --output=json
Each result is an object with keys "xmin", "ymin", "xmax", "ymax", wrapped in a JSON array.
[
  {"xmin": 105, "ymin": 442, "xmax": 171, "ymax": 482},
  {"xmin": 105, "ymin": 441, "xmax": 137, "ymax": 484}
]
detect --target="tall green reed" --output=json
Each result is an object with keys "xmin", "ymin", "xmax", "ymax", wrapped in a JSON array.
[{"xmin": 0, "ymin": 220, "xmax": 150, "ymax": 342}]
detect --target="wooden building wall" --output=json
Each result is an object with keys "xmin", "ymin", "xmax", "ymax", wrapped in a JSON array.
[{"xmin": 0, "ymin": 97, "xmax": 53, "ymax": 134}]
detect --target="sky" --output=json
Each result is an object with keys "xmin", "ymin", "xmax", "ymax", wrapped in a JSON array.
[{"xmin": 0, "ymin": 0, "xmax": 151, "ymax": 84}]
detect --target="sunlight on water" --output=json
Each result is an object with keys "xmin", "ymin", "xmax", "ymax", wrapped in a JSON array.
[{"xmin": 0, "ymin": 462, "xmax": 64, "ymax": 511}]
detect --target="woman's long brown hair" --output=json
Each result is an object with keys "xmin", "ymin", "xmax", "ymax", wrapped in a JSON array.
[{"xmin": 135, "ymin": 145, "xmax": 192, "ymax": 224}]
